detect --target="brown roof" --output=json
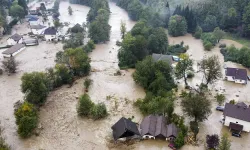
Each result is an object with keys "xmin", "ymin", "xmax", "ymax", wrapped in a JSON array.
[
  {"xmin": 2, "ymin": 44, "xmax": 25, "ymax": 55},
  {"xmin": 223, "ymin": 103, "xmax": 250, "ymax": 122},
  {"xmin": 111, "ymin": 117, "xmax": 140, "ymax": 140},
  {"xmin": 9, "ymin": 33, "xmax": 22, "ymax": 41},
  {"xmin": 229, "ymin": 122, "xmax": 243, "ymax": 131},
  {"xmin": 166, "ymin": 123, "xmax": 178, "ymax": 138},
  {"xmin": 140, "ymin": 115, "xmax": 167, "ymax": 138}
]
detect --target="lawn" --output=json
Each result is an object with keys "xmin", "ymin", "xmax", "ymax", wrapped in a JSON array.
[{"xmin": 224, "ymin": 33, "xmax": 250, "ymax": 47}]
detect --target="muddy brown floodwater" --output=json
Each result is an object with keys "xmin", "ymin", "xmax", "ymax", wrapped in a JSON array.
[{"xmin": 1, "ymin": 1, "xmax": 250, "ymax": 150}]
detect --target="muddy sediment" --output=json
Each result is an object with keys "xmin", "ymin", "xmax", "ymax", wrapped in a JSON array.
[{"xmin": 0, "ymin": 1, "xmax": 250, "ymax": 150}]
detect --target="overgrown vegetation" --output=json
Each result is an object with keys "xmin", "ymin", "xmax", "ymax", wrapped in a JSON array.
[
  {"xmin": 77, "ymin": 94, "xmax": 108, "ymax": 120},
  {"xmin": 2, "ymin": 57, "xmax": 18, "ymax": 74},
  {"xmin": 168, "ymin": 15, "xmax": 187, "ymax": 37},
  {"xmin": 206, "ymin": 134, "xmax": 220, "ymax": 150}
]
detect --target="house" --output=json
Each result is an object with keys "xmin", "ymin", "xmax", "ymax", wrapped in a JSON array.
[
  {"xmin": 30, "ymin": 24, "xmax": 47, "ymax": 35},
  {"xmin": 29, "ymin": 17, "xmax": 40, "ymax": 25},
  {"xmin": 7, "ymin": 34, "xmax": 23, "ymax": 46},
  {"xmin": 2, "ymin": 44, "xmax": 25, "ymax": 57},
  {"xmin": 223, "ymin": 102, "xmax": 250, "ymax": 133},
  {"xmin": 225, "ymin": 67, "xmax": 247, "ymax": 84},
  {"xmin": 140, "ymin": 115, "xmax": 178, "ymax": 141},
  {"xmin": 43, "ymin": 27, "xmax": 58, "ymax": 41},
  {"xmin": 152, "ymin": 53, "xmax": 177, "ymax": 68},
  {"xmin": 111, "ymin": 117, "xmax": 141, "ymax": 141}
]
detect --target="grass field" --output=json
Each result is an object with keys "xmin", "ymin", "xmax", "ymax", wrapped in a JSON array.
[{"xmin": 224, "ymin": 33, "xmax": 250, "ymax": 47}]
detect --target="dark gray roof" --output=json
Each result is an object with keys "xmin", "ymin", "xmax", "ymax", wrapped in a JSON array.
[
  {"xmin": 152, "ymin": 53, "xmax": 173, "ymax": 65},
  {"xmin": 111, "ymin": 117, "xmax": 140, "ymax": 140},
  {"xmin": 236, "ymin": 102, "xmax": 248, "ymax": 108},
  {"xmin": 2, "ymin": 44, "xmax": 25, "ymax": 55},
  {"xmin": 226, "ymin": 68, "xmax": 247, "ymax": 81},
  {"xmin": 140, "ymin": 115, "xmax": 168, "ymax": 138},
  {"xmin": 44, "ymin": 27, "xmax": 57, "ymax": 35},
  {"xmin": 9, "ymin": 33, "xmax": 22, "ymax": 41},
  {"xmin": 30, "ymin": 24, "xmax": 47, "ymax": 29},
  {"xmin": 223, "ymin": 103, "xmax": 250, "ymax": 122},
  {"xmin": 166, "ymin": 123, "xmax": 178, "ymax": 138}
]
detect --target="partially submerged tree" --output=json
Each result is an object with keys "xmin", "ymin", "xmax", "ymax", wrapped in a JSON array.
[
  {"xmin": 181, "ymin": 92, "xmax": 212, "ymax": 123},
  {"xmin": 120, "ymin": 20, "xmax": 126, "ymax": 39},
  {"xmin": 213, "ymin": 27, "xmax": 225, "ymax": 43},
  {"xmin": 206, "ymin": 134, "xmax": 220, "ymax": 150},
  {"xmin": 68, "ymin": 6, "xmax": 73, "ymax": 15},
  {"xmin": 215, "ymin": 94, "xmax": 226, "ymax": 106},
  {"xmin": 2, "ymin": 57, "xmax": 18, "ymax": 74},
  {"xmin": 77, "ymin": 94, "xmax": 94, "ymax": 117},
  {"xmin": 200, "ymin": 55, "xmax": 222, "ymax": 86},
  {"xmin": 168, "ymin": 15, "xmax": 187, "ymax": 37},
  {"xmin": 190, "ymin": 121, "xmax": 199, "ymax": 140},
  {"xmin": 218, "ymin": 134, "xmax": 231, "ymax": 150},
  {"xmin": 9, "ymin": 3, "xmax": 25, "ymax": 20},
  {"xmin": 175, "ymin": 54, "xmax": 193, "ymax": 88}
]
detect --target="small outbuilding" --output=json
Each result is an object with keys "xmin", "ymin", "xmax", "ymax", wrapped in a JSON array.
[
  {"xmin": 43, "ymin": 27, "xmax": 58, "ymax": 41},
  {"xmin": 7, "ymin": 33, "xmax": 23, "ymax": 46},
  {"xmin": 111, "ymin": 117, "xmax": 141, "ymax": 141},
  {"xmin": 225, "ymin": 67, "xmax": 247, "ymax": 84},
  {"xmin": 2, "ymin": 44, "xmax": 25, "ymax": 57}
]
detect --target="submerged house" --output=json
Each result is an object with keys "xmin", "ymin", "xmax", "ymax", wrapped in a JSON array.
[
  {"xmin": 43, "ymin": 27, "xmax": 58, "ymax": 41},
  {"xmin": 140, "ymin": 115, "xmax": 178, "ymax": 141},
  {"xmin": 223, "ymin": 102, "xmax": 250, "ymax": 133},
  {"xmin": 2, "ymin": 44, "xmax": 25, "ymax": 57},
  {"xmin": 7, "ymin": 33, "xmax": 23, "ymax": 46},
  {"xmin": 111, "ymin": 117, "xmax": 141, "ymax": 141},
  {"xmin": 30, "ymin": 24, "xmax": 47, "ymax": 35},
  {"xmin": 152, "ymin": 53, "xmax": 173, "ymax": 66},
  {"xmin": 225, "ymin": 68, "xmax": 247, "ymax": 84}
]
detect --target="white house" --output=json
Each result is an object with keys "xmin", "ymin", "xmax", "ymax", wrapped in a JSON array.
[
  {"xmin": 7, "ymin": 33, "xmax": 23, "ymax": 46},
  {"xmin": 223, "ymin": 102, "xmax": 250, "ymax": 133},
  {"xmin": 30, "ymin": 24, "xmax": 47, "ymax": 35},
  {"xmin": 225, "ymin": 67, "xmax": 247, "ymax": 84},
  {"xmin": 2, "ymin": 44, "xmax": 26, "ymax": 57},
  {"xmin": 43, "ymin": 27, "xmax": 58, "ymax": 41}
]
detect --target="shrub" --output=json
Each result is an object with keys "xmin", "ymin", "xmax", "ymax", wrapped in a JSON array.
[
  {"xmin": 204, "ymin": 41, "xmax": 213, "ymax": 51},
  {"xmin": 215, "ymin": 94, "xmax": 226, "ymax": 106},
  {"xmin": 187, "ymin": 71, "xmax": 194, "ymax": 78},
  {"xmin": 14, "ymin": 102, "xmax": 38, "ymax": 138},
  {"xmin": 174, "ymin": 131, "xmax": 185, "ymax": 148},
  {"xmin": 229, "ymin": 100, "xmax": 235, "ymax": 104},
  {"xmin": 91, "ymin": 103, "xmax": 108, "ymax": 120},
  {"xmin": 2, "ymin": 57, "xmax": 18, "ymax": 74},
  {"xmin": 219, "ymin": 44, "xmax": 226, "ymax": 48},
  {"xmin": 84, "ymin": 78, "xmax": 92, "ymax": 90},
  {"xmin": 55, "ymin": 64, "xmax": 73, "ymax": 85},
  {"xmin": 77, "ymin": 94, "xmax": 94, "ymax": 117},
  {"xmin": 194, "ymin": 26, "xmax": 203, "ymax": 39}
]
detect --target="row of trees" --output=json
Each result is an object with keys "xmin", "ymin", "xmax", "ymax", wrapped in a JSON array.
[
  {"xmin": 87, "ymin": 0, "xmax": 111, "ymax": 43},
  {"xmin": 14, "ymin": 48, "xmax": 91, "ymax": 138}
]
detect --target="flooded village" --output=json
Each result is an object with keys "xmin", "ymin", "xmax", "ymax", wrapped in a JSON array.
[{"xmin": 0, "ymin": 0, "xmax": 250, "ymax": 150}]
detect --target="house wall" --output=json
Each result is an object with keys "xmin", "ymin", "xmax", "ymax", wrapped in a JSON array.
[
  {"xmin": 224, "ymin": 116, "xmax": 250, "ymax": 132},
  {"xmin": 7, "ymin": 38, "xmax": 23, "ymax": 46},
  {"xmin": 226, "ymin": 76, "xmax": 235, "ymax": 82},
  {"xmin": 31, "ymin": 29, "xmax": 45, "ymax": 35},
  {"xmin": 29, "ymin": 21, "xmax": 40, "ymax": 25},
  {"xmin": 45, "ymin": 35, "xmax": 57, "ymax": 41},
  {"xmin": 235, "ymin": 79, "xmax": 247, "ymax": 84},
  {"xmin": 142, "ymin": 135, "xmax": 155, "ymax": 140}
]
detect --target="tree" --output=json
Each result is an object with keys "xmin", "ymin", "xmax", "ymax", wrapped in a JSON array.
[
  {"xmin": 18, "ymin": 0, "xmax": 28, "ymax": 15},
  {"xmin": 14, "ymin": 102, "xmax": 38, "ymax": 138},
  {"xmin": 201, "ymin": 15, "xmax": 217, "ymax": 32},
  {"xmin": 168, "ymin": 15, "xmax": 187, "ymax": 37},
  {"xmin": 175, "ymin": 54, "xmax": 193, "ymax": 87},
  {"xmin": 174, "ymin": 131, "xmax": 185, "ymax": 149},
  {"xmin": 200, "ymin": 55, "xmax": 222, "ymax": 85},
  {"xmin": 90, "ymin": 103, "xmax": 108, "ymax": 120},
  {"xmin": 218, "ymin": 134, "xmax": 231, "ymax": 150},
  {"xmin": 77, "ymin": 94, "xmax": 94, "ymax": 117},
  {"xmin": 2, "ymin": 57, "xmax": 18, "ymax": 74},
  {"xmin": 213, "ymin": 27, "xmax": 225, "ymax": 43},
  {"xmin": 53, "ymin": 20, "xmax": 61, "ymax": 29},
  {"xmin": 40, "ymin": 3, "xmax": 46, "ymax": 12},
  {"xmin": 190, "ymin": 121, "xmax": 199, "ymax": 140},
  {"xmin": 68, "ymin": 6, "xmax": 73, "ymax": 15},
  {"xmin": 147, "ymin": 27, "xmax": 168, "ymax": 54},
  {"xmin": 55, "ymin": 64, "xmax": 73, "ymax": 85},
  {"xmin": 215, "ymin": 94, "xmax": 226, "ymax": 106},
  {"xmin": 9, "ymin": 4, "xmax": 25, "ymax": 20},
  {"xmin": 181, "ymin": 92, "xmax": 212, "ymax": 122},
  {"xmin": 120, "ymin": 20, "xmax": 126, "ymax": 39},
  {"xmin": 206, "ymin": 134, "xmax": 220, "ymax": 150},
  {"xmin": 243, "ymin": 3, "xmax": 250, "ymax": 37},
  {"xmin": 194, "ymin": 26, "xmax": 202, "ymax": 39},
  {"xmin": 21, "ymin": 72, "xmax": 49, "ymax": 105},
  {"xmin": 64, "ymin": 48, "xmax": 91, "ymax": 76},
  {"xmin": 70, "ymin": 23, "xmax": 84, "ymax": 33},
  {"xmin": 84, "ymin": 78, "xmax": 92, "ymax": 90}
]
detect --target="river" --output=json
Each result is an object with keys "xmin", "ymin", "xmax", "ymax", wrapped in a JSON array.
[{"xmin": 0, "ymin": 1, "xmax": 250, "ymax": 150}]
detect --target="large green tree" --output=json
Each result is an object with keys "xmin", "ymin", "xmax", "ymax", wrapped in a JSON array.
[
  {"xmin": 9, "ymin": 3, "xmax": 25, "ymax": 20},
  {"xmin": 168, "ymin": 15, "xmax": 187, "ymax": 37},
  {"xmin": 147, "ymin": 27, "xmax": 168, "ymax": 54},
  {"xmin": 243, "ymin": 2, "xmax": 250, "ymax": 37}
]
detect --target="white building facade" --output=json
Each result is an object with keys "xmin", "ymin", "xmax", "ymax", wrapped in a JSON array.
[{"xmin": 224, "ymin": 116, "xmax": 250, "ymax": 132}]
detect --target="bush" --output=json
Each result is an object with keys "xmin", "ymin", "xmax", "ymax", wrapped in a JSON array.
[
  {"xmin": 187, "ymin": 71, "xmax": 194, "ymax": 78},
  {"xmin": 204, "ymin": 41, "xmax": 213, "ymax": 51},
  {"xmin": 55, "ymin": 64, "xmax": 73, "ymax": 85},
  {"xmin": 229, "ymin": 100, "xmax": 235, "ymax": 104},
  {"xmin": 174, "ymin": 131, "xmax": 185, "ymax": 148},
  {"xmin": 90, "ymin": 103, "xmax": 108, "ymax": 120},
  {"xmin": 194, "ymin": 26, "xmax": 203, "ymax": 39},
  {"xmin": 21, "ymin": 72, "xmax": 49, "ymax": 105},
  {"xmin": 77, "ymin": 94, "xmax": 94, "ymax": 117},
  {"xmin": 219, "ymin": 44, "xmax": 226, "ymax": 48},
  {"xmin": 14, "ymin": 102, "xmax": 38, "ymax": 138},
  {"xmin": 215, "ymin": 94, "xmax": 226, "ymax": 106},
  {"xmin": 84, "ymin": 78, "xmax": 92, "ymax": 90},
  {"xmin": 83, "ymin": 40, "xmax": 95, "ymax": 53},
  {"xmin": 2, "ymin": 57, "xmax": 18, "ymax": 74}
]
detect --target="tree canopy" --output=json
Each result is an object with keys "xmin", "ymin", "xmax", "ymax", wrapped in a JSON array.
[{"xmin": 168, "ymin": 15, "xmax": 187, "ymax": 37}]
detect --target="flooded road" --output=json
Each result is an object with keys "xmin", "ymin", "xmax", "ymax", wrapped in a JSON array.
[{"xmin": 1, "ymin": 1, "xmax": 250, "ymax": 150}]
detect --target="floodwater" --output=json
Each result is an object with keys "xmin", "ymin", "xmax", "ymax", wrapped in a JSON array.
[{"xmin": 1, "ymin": 1, "xmax": 250, "ymax": 150}]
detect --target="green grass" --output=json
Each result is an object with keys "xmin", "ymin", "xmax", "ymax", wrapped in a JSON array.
[{"xmin": 224, "ymin": 33, "xmax": 250, "ymax": 47}]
